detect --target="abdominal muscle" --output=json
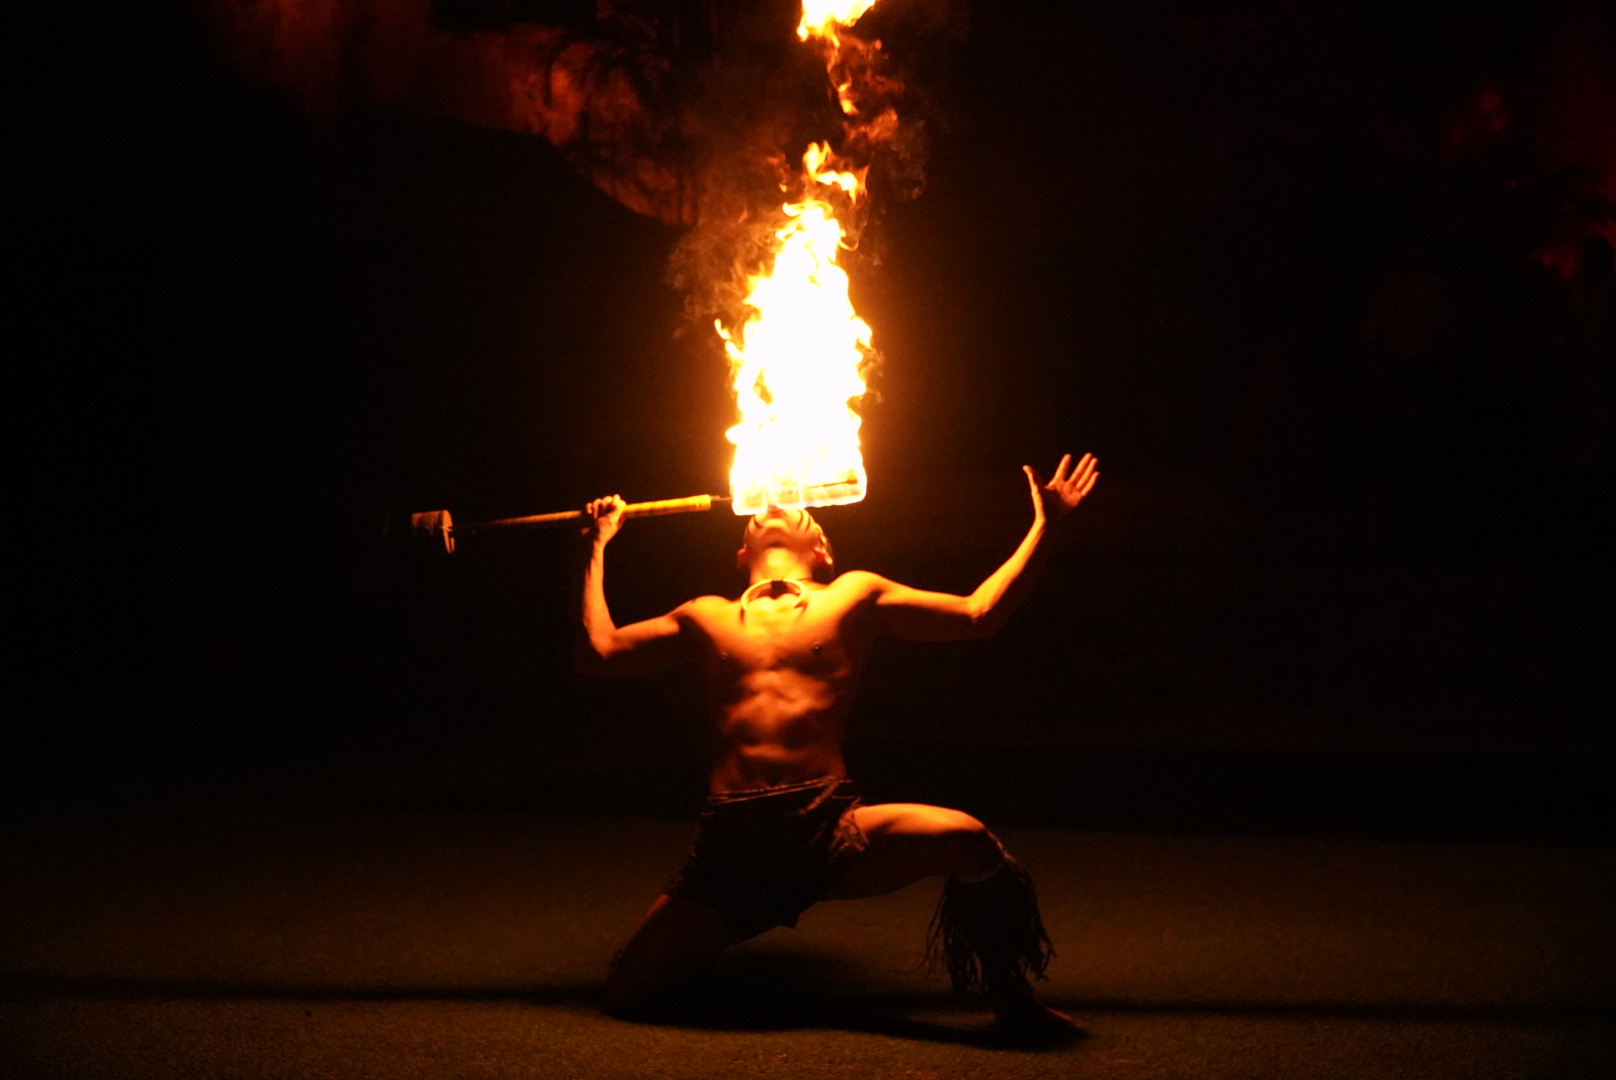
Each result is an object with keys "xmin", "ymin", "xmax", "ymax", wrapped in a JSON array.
[{"xmin": 705, "ymin": 669, "xmax": 852, "ymax": 793}]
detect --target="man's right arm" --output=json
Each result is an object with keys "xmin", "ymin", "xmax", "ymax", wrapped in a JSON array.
[{"xmin": 577, "ymin": 495, "xmax": 696, "ymax": 676}]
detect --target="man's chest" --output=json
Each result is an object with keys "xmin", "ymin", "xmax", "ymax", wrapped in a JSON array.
[{"xmin": 700, "ymin": 599, "xmax": 867, "ymax": 674}]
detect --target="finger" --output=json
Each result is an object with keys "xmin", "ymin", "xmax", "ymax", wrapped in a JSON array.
[
  {"xmin": 1077, "ymin": 470, "xmax": 1098, "ymax": 498},
  {"xmin": 1050, "ymin": 453, "xmax": 1072, "ymax": 485},
  {"xmin": 1068, "ymin": 453, "xmax": 1094, "ymax": 484}
]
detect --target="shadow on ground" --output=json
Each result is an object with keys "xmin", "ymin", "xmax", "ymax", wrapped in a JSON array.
[
  {"xmin": 8, "ymin": 944, "xmax": 1610, "ymax": 1041},
  {"xmin": 0, "ymin": 955, "xmax": 1051, "ymax": 1050}
]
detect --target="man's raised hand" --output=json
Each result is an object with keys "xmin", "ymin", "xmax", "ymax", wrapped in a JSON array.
[
  {"xmin": 583, "ymin": 494, "xmax": 627, "ymax": 544},
  {"xmin": 1024, "ymin": 453, "xmax": 1099, "ymax": 525}
]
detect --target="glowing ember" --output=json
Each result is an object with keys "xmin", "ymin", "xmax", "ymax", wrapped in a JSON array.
[
  {"xmin": 797, "ymin": 0, "xmax": 877, "ymax": 44},
  {"xmin": 720, "ymin": 143, "xmax": 873, "ymax": 516}
]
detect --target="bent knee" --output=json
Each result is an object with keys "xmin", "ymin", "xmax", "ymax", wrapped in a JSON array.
[
  {"xmin": 602, "ymin": 960, "xmax": 672, "ymax": 1019},
  {"xmin": 931, "ymin": 811, "xmax": 1002, "ymax": 875},
  {"xmin": 601, "ymin": 980, "xmax": 653, "ymax": 1019}
]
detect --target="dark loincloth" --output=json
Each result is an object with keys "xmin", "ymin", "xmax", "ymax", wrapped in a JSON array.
[{"xmin": 666, "ymin": 776, "xmax": 869, "ymax": 941}]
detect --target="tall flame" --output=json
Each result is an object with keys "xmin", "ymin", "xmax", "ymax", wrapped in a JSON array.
[
  {"xmin": 721, "ymin": 144, "xmax": 873, "ymax": 516},
  {"xmin": 720, "ymin": 2, "xmax": 888, "ymax": 516}
]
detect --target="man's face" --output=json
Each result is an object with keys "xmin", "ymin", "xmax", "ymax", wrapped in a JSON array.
[{"xmin": 738, "ymin": 507, "xmax": 828, "ymax": 570}]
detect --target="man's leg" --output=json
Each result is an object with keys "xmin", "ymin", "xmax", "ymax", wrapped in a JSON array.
[
  {"xmin": 826, "ymin": 803, "xmax": 1003, "ymax": 897},
  {"xmin": 826, "ymin": 803, "xmax": 1073, "ymax": 1035},
  {"xmin": 602, "ymin": 894, "xmax": 733, "ymax": 1017},
  {"xmin": 607, "ymin": 806, "xmax": 1004, "ymax": 1016}
]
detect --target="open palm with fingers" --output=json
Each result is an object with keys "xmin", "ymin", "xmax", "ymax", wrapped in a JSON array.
[{"xmin": 1024, "ymin": 453, "xmax": 1099, "ymax": 524}]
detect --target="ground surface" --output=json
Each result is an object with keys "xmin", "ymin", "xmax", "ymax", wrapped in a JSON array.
[{"xmin": 3, "ymin": 811, "xmax": 1612, "ymax": 1080}]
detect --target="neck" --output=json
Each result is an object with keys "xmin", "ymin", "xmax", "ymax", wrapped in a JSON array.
[{"xmin": 748, "ymin": 548, "xmax": 816, "ymax": 585}]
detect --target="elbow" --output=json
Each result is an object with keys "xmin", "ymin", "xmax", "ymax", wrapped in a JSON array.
[
  {"xmin": 964, "ymin": 603, "xmax": 998, "ymax": 639},
  {"xmin": 573, "ymin": 634, "xmax": 614, "ymax": 675}
]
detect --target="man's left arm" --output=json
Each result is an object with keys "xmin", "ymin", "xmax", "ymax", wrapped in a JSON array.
[{"xmin": 866, "ymin": 453, "xmax": 1099, "ymax": 641}]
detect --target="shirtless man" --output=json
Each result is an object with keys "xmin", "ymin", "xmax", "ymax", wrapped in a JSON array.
[{"xmin": 579, "ymin": 453, "xmax": 1099, "ymax": 1035}]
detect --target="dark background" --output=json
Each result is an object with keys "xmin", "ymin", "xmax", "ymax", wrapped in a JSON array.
[{"xmin": 15, "ymin": 1, "xmax": 1613, "ymax": 841}]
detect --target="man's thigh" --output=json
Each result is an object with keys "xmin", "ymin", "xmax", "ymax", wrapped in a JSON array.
[
  {"xmin": 603, "ymin": 894, "xmax": 733, "ymax": 1013},
  {"xmin": 825, "ymin": 802, "xmax": 999, "ymax": 900}
]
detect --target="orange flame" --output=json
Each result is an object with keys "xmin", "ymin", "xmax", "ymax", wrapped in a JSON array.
[
  {"xmin": 797, "ymin": 0, "xmax": 877, "ymax": 45},
  {"xmin": 720, "ymin": 3, "xmax": 890, "ymax": 516},
  {"xmin": 720, "ymin": 143, "xmax": 873, "ymax": 516}
]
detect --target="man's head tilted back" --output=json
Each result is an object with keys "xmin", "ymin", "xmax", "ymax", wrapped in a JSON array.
[{"xmin": 737, "ymin": 507, "xmax": 835, "ymax": 581}]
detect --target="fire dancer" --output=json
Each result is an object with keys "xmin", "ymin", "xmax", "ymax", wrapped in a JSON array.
[{"xmin": 580, "ymin": 453, "xmax": 1099, "ymax": 1036}]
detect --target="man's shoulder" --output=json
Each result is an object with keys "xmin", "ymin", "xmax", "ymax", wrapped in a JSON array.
[
  {"xmin": 667, "ymin": 596, "xmax": 735, "ymax": 641},
  {"xmin": 679, "ymin": 594, "xmax": 738, "ymax": 619},
  {"xmin": 824, "ymin": 570, "xmax": 892, "ymax": 596},
  {"xmin": 681, "ymin": 593, "xmax": 736, "ymax": 608}
]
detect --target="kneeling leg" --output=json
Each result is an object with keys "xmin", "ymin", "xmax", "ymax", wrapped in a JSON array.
[
  {"xmin": 825, "ymin": 803, "xmax": 1070, "ymax": 1035},
  {"xmin": 602, "ymin": 894, "xmax": 733, "ymax": 1017},
  {"xmin": 825, "ymin": 803, "xmax": 1005, "ymax": 900}
]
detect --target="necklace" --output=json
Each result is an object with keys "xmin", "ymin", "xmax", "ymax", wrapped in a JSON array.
[{"xmin": 740, "ymin": 578, "xmax": 810, "ymax": 616}]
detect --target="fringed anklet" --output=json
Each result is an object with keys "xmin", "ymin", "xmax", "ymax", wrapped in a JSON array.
[{"xmin": 925, "ymin": 855, "xmax": 1054, "ymax": 997}]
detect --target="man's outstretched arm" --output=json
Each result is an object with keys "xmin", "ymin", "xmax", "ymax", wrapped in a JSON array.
[
  {"xmin": 865, "ymin": 454, "xmax": 1099, "ymax": 641},
  {"xmin": 577, "ymin": 495, "xmax": 695, "ymax": 676}
]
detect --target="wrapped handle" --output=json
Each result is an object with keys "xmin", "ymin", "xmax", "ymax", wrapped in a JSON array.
[{"xmin": 410, "ymin": 494, "xmax": 730, "ymax": 548}]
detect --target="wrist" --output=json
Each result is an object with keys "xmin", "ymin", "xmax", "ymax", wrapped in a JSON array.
[{"xmin": 1039, "ymin": 511, "xmax": 1075, "ymax": 539}]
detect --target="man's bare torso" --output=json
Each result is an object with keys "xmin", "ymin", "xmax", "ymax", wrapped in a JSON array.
[
  {"xmin": 579, "ymin": 456, "xmax": 1098, "ymax": 797},
  {"xmin": 679, "ymin": 573, "xmax": 884, "ymax": 793}
]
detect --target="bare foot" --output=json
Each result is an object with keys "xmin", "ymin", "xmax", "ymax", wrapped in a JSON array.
[{"xmin": 992, "ymin": 986, "xmax": 1082, "ymax": 1044}]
